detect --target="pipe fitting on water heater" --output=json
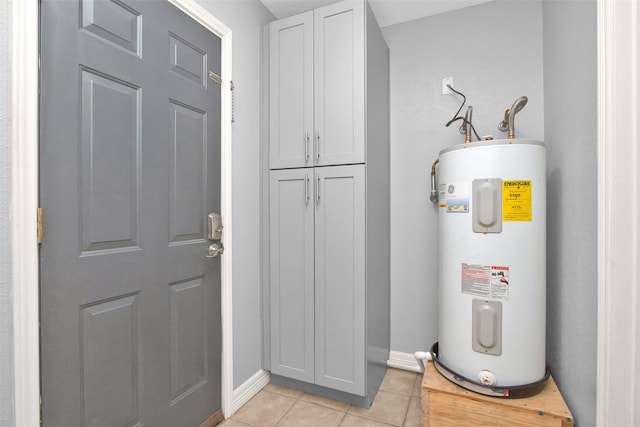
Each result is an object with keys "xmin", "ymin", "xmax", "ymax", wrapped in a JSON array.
[
  {"xmin": 498, "ymin": 96, "xmax": 528, "ymax": 139},
  {"xmin": 478, "ymin": 370, "xmax": 497, "ymax": 386},
  {"xmin": 429, "ymin": 159, "xmax": 439, "ymax": 203}
]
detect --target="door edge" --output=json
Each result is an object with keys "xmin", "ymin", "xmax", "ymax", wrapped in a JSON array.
[{"xmin": 167, "ymin": 0, "xmax": 234, "ymax": 418}]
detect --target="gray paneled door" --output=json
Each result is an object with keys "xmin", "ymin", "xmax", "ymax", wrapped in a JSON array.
[{"xmin": 39, "ymin": 1, "xmax": 222, "ymax": 426}]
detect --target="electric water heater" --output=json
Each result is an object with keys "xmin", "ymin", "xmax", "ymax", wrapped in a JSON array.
[{"xmin": 433, "ymin": 139, "xmax": 547, "ymax": 396}]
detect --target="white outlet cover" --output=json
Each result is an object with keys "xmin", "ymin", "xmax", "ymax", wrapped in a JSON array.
[{"xmin": 442, "ymin": 77, "xmax": 454, "ymax": 94}]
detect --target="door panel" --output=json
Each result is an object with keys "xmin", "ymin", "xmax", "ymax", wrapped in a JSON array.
[
  {"xmin": 80, "ymin": 68, "xmax": 141, "ymax": 253},
  {"xmin": 81, "ymin": 294, "xmax": 141, "ymax": 426},
  {"xmin": 40, "ymin": 1, "xmax": 222, "ymax": 426},
  {"xmin": 269, "ymin": 169, "xmax": 315, "ymax": 382},
  {"xmin": 269, "ymin": 12, "xmax": 314, "ymax": 169},
  {"xmin": 314, "ymin": 2, "xmax": 365, "ymax": 166},
  {"xmin": 81, "ymin": 0, "xmax": 142, "ymax": 55},
  {"xmin": 314, "ymin": 165, "xmax": 365, "ymax": 395},
  {"xmin": 169, "ymin": 100, "xmax": 207, "ymax": 243},
  {"xmin": 169, "ymin": 278, "xmax": 207, "ymax": 403},
  {"xmin": 169, "ymin": 33, "xmax": 207, "ymax": 86}
]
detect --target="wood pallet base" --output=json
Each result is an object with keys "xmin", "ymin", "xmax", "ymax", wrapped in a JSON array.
[{"xmin": 421, "ymin": 362, "xmax": 574, "ymax": 426}]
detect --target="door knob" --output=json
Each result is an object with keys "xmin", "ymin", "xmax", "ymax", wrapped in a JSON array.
[{"xmin": 207, "ymin": 242, "xmax": 224, "ymax": 258}]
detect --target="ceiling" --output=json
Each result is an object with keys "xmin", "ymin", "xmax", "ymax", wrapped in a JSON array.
[{"xmin": 260, "ymin": 0, "xmax": 493, "ymax": 28}]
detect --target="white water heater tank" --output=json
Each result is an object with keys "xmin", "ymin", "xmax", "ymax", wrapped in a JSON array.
[{"xmin": 437, "ymin": 139, "xmax": 546, "ymax": 388}]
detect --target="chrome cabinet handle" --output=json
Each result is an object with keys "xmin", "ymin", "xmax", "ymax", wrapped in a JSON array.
[
  {"xmin": 305, "ymin": 132, "xmax": 310, "ymax": 161},
  {"xmin": 305, "ymin": 173, "xmax": 310, "ymax": 204},
  {"xmin": 316, "ymin": 132, "xmax": 320, "ymax": 160},
  {"xmin": 316, "ymin": 175, "xmax": 320, "ymax": 204}
]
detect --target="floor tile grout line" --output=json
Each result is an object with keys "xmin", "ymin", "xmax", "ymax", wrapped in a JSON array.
[
  {"xmin": 299, "ymin": 392, "xmax": 352, "ymax": 413},
  {"xmin": 272, "ymin": 393, "xmax": 298, "ymax": 427},
  {"xmin": 335, "ymin": 410, "xmax": 348, "ymax": 426},
  {"xmin": 348, "ymin": 389, "xmax": 413, "ymax": 426},
  {"xmin": 400, "ymin": 391, "xmax": 411, "ymax": 427},
  {"xmin": 276, "ymin": 395, "xmax": 349, "ymax": 427}
]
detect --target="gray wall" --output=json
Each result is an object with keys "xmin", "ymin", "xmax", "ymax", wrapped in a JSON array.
[
  {"xmin": 381, "ymin": 1, "xmax": 596, "ymax": 424},
  {"xmin": 194, "ymin": 0, "xmax": 275, "ymax": 387},
  {"xmin": 542, "ymin": 1, "xmax": 597, "ymax": 425},
  {"xmin": 0, "ymin": 0, "xmax": 14, "ymax": 425},
  {"xmin": 381, "ymin": 0, "xmax": 544, "ymax": 354}
]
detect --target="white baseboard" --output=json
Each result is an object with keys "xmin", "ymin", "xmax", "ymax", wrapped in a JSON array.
[
  {"xmin": 387, "ymin": 350, "xmax": 424, "ymax": 373},
  {"xmin": 231, "ymin": 369, "xmax": 270, "ymax": 416}
]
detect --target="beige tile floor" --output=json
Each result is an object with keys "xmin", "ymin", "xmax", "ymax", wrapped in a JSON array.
[{"xmin": 221, "ymin": 368, "xmax": 422, "ymax": 427}]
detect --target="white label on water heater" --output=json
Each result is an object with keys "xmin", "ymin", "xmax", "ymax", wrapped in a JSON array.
[
  {"xmin": 461, "ymin": 263, "xmax": 510, "ymax": 300},
  {"xmin": 445, "ymin": 181, "xmax": 469, "ymax": 213}
]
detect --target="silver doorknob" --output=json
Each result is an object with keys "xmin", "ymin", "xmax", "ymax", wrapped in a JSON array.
[{"xmin": 207, "ymin": 242, "xmax": 224, "ymax": 258}]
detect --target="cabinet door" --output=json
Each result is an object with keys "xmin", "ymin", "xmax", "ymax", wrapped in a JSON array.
[
  {"xmin": 270, "ymin": 169, "xmax": 315, "ymax": 382},
  {"xmin": 314, "ymin": 165, "xmax": 366, "ymax": 395},
  {"xmin": 270, "ymin": 12, "xmax": 314, "ymax": 169},
  {"xmin": 314, "ymin": 1, "xmax": 365, "ymax": 167}
]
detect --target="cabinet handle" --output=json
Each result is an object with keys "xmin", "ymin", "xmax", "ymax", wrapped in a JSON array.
[
  {"xmin": 305, "ymin": 132, "xmax": 310, "ymax": 161},
  {"xmin": 316, "ymin": 132, "xmax": 320, "ymax": 160},
  {"xmin": 316, "ymin": 175, "xmax": 320, "ymax": 204},
  {"xmin": 305, "ymin": 173, "xmax": 310, "ymax": 204}
]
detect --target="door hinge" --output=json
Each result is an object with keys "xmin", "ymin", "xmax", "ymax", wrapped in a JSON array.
[{"xmin": 37, "ymin": 207, "xmax": 43, "ymax": 244}]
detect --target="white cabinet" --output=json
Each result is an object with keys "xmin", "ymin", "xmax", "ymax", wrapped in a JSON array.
[
  {"xmin": 267, "ymin": 0, "xmax": 389, "ymax": 406},
  {"xmin": 269, "ymin": 1, "xmax": 365, "ymax": 169}
]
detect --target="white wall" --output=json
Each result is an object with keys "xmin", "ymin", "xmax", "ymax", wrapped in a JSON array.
[
  {"xmin": 194, "ymin": 0, "xmax": 275, "ymax": 387},
  {"xmin": 381, "ymin": 0, "xmax": 544, "ymax": 354},
  {"xmin": 542, "ymin": 1, "xmax": 597, "ymax": 425},
  {"xmin": 0, "ymin": 0, "xmax": 14, "ymax": 424}
]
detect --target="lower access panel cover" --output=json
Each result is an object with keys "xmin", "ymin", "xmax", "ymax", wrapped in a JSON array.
[{"xmin": 472, "ymin": 299, "xmax": 502, "ymax": 356}]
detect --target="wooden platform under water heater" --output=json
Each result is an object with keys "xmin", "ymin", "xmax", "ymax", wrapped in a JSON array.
[{"xmin": 421, "ymin": 362, "xmax": 574, "ymax": 426}]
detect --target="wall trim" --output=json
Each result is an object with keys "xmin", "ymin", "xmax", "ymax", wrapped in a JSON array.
[
  {"xmin": 232, "ymin": 369, "xmax": 270, "ymax": 413},
  {"xmin": 11, "ymin": 1, "xmax": 40, "ymax": 426},
  {"xmin": 597, "ymin": 0, "xmax": 639, "ymax": 425},
  {"xmin": 13, "ymin": 1, "xmax": 233, "ymax": 424},
  {"xmin": 387, "ymin": 350, "xmax": 423, "ymax": 373}
]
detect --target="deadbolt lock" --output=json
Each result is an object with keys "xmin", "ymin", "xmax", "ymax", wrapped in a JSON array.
[{"xmin": 208, "ymin": 213, "xmax": 223, "ymax": 241}]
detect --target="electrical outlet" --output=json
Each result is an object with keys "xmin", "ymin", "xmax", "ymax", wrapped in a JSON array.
[{"xmin": 442, "ymin": 77, "xmax": 453, "ymax": 95}]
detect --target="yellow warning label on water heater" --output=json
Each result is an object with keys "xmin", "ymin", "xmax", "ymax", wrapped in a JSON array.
[{"xmin": 502, "ymin": 180, "xmax": 532, "ymax": 221}]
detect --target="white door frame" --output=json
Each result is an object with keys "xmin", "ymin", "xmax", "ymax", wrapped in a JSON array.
[
  {"xmin": 596, "ymin": 0, "xmax": 639, "ymax": 425},
  {"xmin": 11, "ymin": 1, "xmax": 234, "ymax": 425}
]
